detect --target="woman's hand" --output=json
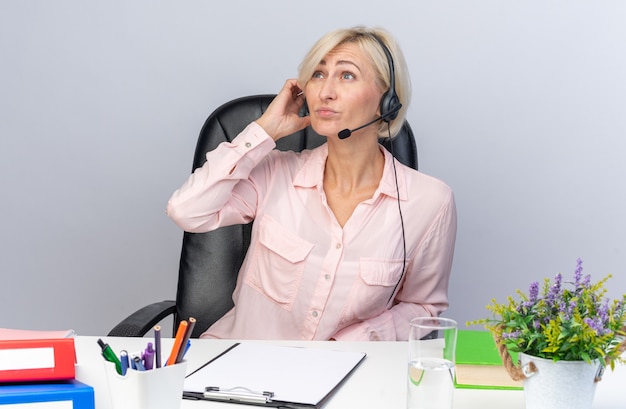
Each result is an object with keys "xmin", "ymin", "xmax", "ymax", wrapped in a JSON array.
[{"xmin": 256, "ymin": 79, "xmax": 311, "ymax": 141}]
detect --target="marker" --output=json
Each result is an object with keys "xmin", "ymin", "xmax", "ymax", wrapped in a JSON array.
[
  {"xmin": 154, "ymin": 325, "xmax": 162, "ymax": 368},
  {"xmin": 143, "ymin": 342, "xmax": 155, "ymax": 370},
  {"xmin": 120, "ymin": 350, "xmax": 129, "ymax": 376},
  {"xmin": 97, "ymin": 338, "xmax": 122, "ymax": 375},
  {"xmin": 133, "ymin": 355, "xmax": 146, "ymax": 371}
]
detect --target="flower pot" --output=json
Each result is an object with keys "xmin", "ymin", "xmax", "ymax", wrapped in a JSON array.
[{"xmin": 519, "ymin": 352, "xmax": 603, "ymax": 409}]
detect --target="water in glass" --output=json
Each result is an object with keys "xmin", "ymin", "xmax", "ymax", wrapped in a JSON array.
[{"xmin": 407, "ymin": 357, "xmax": 454, "ymax": 409}]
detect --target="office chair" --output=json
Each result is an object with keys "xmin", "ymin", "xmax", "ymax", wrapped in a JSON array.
[{"xmin": 108, "ymin": 94, "xmax": 418, "ymax": 338}]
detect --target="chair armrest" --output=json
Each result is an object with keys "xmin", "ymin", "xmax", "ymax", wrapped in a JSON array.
[{"xmin": 107, "ymin": 300, "xmax": 176, "ymax": 337}]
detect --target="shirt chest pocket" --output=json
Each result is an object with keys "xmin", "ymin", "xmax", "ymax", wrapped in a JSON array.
[
  {"xmin": 349, "ymin": 258, "xmax": 405, "ymax": 320},
  {"xmin": 245, "ymin": 216, "xmax": 314, "ymax": 310}
]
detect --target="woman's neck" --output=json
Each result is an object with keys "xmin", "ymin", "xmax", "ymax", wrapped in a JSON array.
[
  {"xmin": 324, "ymin": 136, "xmax": 384, "ymax": 189},
  {"xmin": 322, "ymin": 138, "xmax": 385, "ymax": 226}
]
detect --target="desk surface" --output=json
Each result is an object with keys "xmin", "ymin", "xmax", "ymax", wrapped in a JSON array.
[{"xmin": 74, "ymin": 336, "xmax": 623, "ymax": 409}]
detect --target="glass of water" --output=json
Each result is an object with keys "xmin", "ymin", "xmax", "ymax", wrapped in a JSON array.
[{"xmin": 407, "ymin": 317, "xmax": 458, "ymax": 409}]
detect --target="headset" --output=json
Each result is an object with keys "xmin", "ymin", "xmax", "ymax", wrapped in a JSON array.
[
  {"xmin": 372, "ymin": 34, "xmax": 402, "ymax": 123},
  {"xmin": 337, "ymin": 33, "xmax": 403, "ymax": 139}
]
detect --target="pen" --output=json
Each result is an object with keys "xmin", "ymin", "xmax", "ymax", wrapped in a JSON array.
[
  {"xmin": 175, "ymin": 317, "xmax": 196, "ymax": 363},
  {"xmin": 166, "ymin": 320, "xmax": 188, "ymax": 366},
  {"xmin": 204, "ymin": 387, "xmax": 274, "ymax": 404},
  {"xmin": 143, "ymin": 342, "xmax": 155, "ymax": 370},
  {"xmin": 120, "ymin": 350, "xmax": 129, "ymax": 376},
  {"xmin": 182, "ymin": 339, "xmax": 191, "ymax": 360},
  {"xmin": 133, "ymin": 355, "xmax": 146, "ymax": 371},
  {"xmin": 154, "ymin": 325, "xmax": 162, "ymax": 368},
  {"xmin": 97, "ymin": 338, "xmax": 122, "ymax": 375}
]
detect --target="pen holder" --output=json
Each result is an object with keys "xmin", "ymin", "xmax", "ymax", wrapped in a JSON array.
[{"xmin": 103, "ymin": 361, "xmax": 188, "ymax": 409}]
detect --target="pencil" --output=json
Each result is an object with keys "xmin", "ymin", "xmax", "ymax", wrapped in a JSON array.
[
  {"xmin": 175, "ymin": 317, "xmax": 196, "ymax": 363},
  {"xmin": 154, "ymin": 325, "xmax": 162, "ymax": 368},
  {"xmin": 166, "ymin": 320, "xmax": 188, "ymax": 366}
]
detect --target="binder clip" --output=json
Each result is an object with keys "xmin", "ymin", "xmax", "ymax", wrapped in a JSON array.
[{"xmin": 204, "ymin": 386, "xmax": 274, "ymax": 404}]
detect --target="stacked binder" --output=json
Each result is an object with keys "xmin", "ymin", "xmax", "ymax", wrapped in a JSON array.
[{"xmin": 0, "ymin": 328, "xmax": 95, "ymax": 408}]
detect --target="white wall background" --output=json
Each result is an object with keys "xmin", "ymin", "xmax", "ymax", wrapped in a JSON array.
[{"xmin": 1, "ymin": 0, "xmax": 624, "ymax": 336}]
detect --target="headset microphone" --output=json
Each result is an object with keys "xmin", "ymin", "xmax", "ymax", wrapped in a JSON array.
[
  {"xmin": 337, "ymin": 105, "xmax": 402, "ymax": 139},
  {"xmin": 338, "ymin": 117, "xmax": 381, "ymax": 139}
]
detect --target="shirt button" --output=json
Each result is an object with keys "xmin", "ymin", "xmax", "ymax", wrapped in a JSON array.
[
  {"xmin": 324, "ymin": 274, "xmax": 331, "ymax": 280},
  {"xmin": 312, "ymin": 311, "xmax": 318, "ymax": 318},
  {"xmin": 335, "ymin": 243, "xmax": 341, "ymax": 249},
  {"xmin": 245, "ymin": 142, "xmax": 252, "ymax": 148}
]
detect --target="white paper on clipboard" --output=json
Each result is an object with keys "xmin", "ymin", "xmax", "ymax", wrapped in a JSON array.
[{"xmin": 184, "ymin": 343, "xmax": 366, "ymax": 407}]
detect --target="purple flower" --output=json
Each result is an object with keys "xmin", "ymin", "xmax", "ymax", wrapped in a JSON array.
[
  {"xmin": 574, "ymin": 258, "xmax": 583, "ymax": 285},
  {"xmin": 598, "ymin": 299, "xmax": 610, "ymax": 324},
  {"xmin": 569, "ymin": 300, "xmax": 577, "ymax": 314},
  {"xmin": 559, "ymin": 300, "xmax": 569, "ymax": 319},
  {"xmin": 502, "ymin": 330, "xmax": 522, "ymax": 340},
  {"xmin": 585, "ymin": 306, "xmax": 610, "ymax": 336},
  {"xmin": 529, "ymin": 281, "xmax": 539, "ymax": 302},
  {"xmin": 521, "ymin": 281, "xmax": 540, "ymax": 310},
  {"xmin": 584, "ymin": 317, "xmax": 602, "ymax": 334},
  {"xmin": 559, "ymin": 299, "xmax": 577, "ymax": 320},
  {"xmin": 547, "ymin": 273, "xmax": 562, "ymax": 307}
]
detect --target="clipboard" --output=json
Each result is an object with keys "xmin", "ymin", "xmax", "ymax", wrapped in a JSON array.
[{"xmin": 183, "ymin": 342, "xmax": 367, "ymax": 408}]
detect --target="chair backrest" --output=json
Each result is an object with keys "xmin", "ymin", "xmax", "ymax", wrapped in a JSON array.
[{"xmin": 175, "ymin": 94, "xmax": 418, "ymax": 337}]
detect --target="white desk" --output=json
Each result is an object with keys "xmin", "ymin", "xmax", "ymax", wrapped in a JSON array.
[{"xmin": 74, "ymin": 336, "xmax": 623, "ymax": 409}]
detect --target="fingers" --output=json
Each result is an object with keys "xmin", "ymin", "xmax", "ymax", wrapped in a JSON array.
[
  {"xmin": 283, "ymin": 78, "xmax": 303, "ymax": 97},
  {"xmin": 256, "ymin": 80, "xmax": 310, "ymax": 141},
  {"xmin": 269, "ymin": 79, "xmax": 302, "ymax": 112},
  {"xmin": 277, "ymin": 79, "xmax": 305, "ymax": 109}
]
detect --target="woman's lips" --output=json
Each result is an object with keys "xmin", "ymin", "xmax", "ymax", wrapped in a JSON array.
[{"xmin": 316, "ymin": 107, "xmax": 338, "ymax": 118}]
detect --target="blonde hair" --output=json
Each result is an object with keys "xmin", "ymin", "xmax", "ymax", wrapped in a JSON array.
[{"xmin": 298, "ymin": 26, "xmax": 411, "ymax": 137}]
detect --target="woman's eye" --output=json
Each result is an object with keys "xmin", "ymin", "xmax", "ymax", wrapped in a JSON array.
[
  {"xmin": 312, "ymin": 71, "xmax": 324, "ymax": 79},
  {"xmin": 341, "ymin": 72, "xmax": 355, "ymax": 80}
]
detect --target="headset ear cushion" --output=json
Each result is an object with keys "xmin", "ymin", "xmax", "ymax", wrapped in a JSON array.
[{"xmin": 380, "ymin": 90, "xmax": 401, "ymax": 122}]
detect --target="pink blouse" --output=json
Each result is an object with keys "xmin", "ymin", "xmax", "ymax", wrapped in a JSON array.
[{"xmin": 166, "ymin": 122, "xmax": 457, "ymax": 341}]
